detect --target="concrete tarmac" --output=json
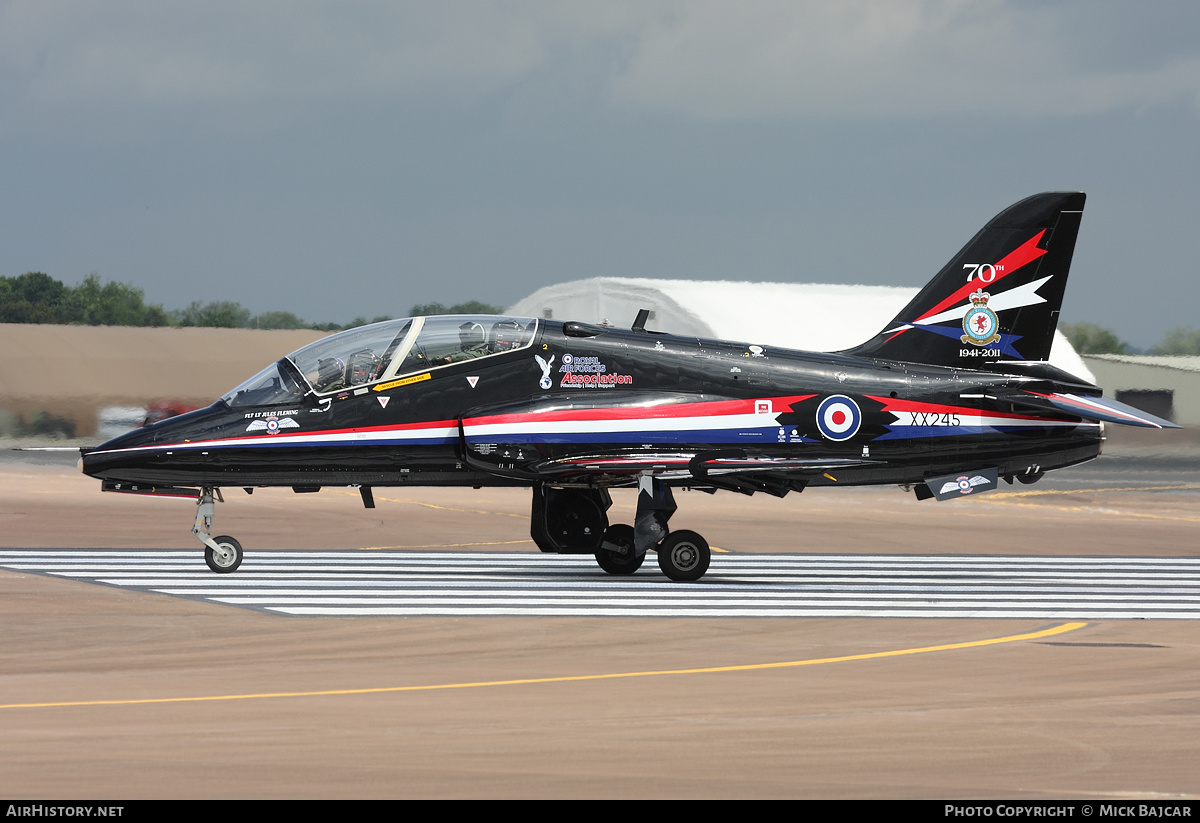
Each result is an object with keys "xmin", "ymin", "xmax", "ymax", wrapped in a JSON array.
[{"xmin": 1, "ymin": 444, "xmax": 1198, "ymax": 798}]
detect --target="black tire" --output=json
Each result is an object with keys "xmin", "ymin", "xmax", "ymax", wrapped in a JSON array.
[
  {"xmin": 657, "ymin": 530, "xmax": 710, "ymax": 582},
  {"xmin": 205, "ymin": 535, "xmax": 243, "ymax": 574},
  {"xmin": 595, "ymin": 524, "xmax": 644, "ymax": 575}
]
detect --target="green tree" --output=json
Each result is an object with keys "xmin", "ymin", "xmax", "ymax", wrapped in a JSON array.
[
  {"xmin": 69, "ymin": 274, "xmax": 166, "ymax": 326},
  {"xmin": 1060, "ymin": 322, "xmax": 1129, "ymax": 355},
  {"xmin": 409, "ymin": 300, "xmax": 505, "ymax": 316},
  {"xmin": 0, "ymin": 272, "xmax": 70, "ymax": 323},
  {"xmin": 0, "ymin": 272, "xmax": 169, "ymax": 326},
  {"xmin": 408, "ymin": 302, "xmax": 446, "ymax": 316},
  {"xmin": 9, "ymin": 271, "xmax": 68, "ymax": 307},
  {"xmin": 1150, "ymin": 327, "xmax": 1200, "ymax": 355},
  {"xmin": 250, "ymin": 311, "xmax": 307, "ymax": 330},
  {"xmin": 172, "ymin": 300, "xmax": 253, "ymax": 328}
]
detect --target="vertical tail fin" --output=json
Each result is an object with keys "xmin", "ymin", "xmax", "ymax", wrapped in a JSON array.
[{"xmin": 843, "ymin": 192, "xmax": 1085, "ymax": 366}]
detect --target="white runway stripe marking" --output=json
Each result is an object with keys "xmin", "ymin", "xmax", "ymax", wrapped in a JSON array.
[{"xmin": 2, "ymin": 550, "xmax": 1198, "ymax": 619}]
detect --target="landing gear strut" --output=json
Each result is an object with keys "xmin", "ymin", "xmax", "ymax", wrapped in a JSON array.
[
  {"xmin": 635, "ymin": 476, "xmax": 711, "ymax": 582},
  {"xmin": 192, "ymin": 487, "xmax": 244, "ymax": 574},
  {"xmin": 530, "ymin": 478, "xmax": 713, "ymax": 581}
]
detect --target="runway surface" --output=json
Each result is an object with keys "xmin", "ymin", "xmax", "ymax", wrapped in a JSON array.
[
  {"xmin": 2, "ymin": 438, "xmax": 1199, "ymax": 798},
  {"xmin": 4, "ymin": 549, "xmax": 1200, "ymax": 619}
]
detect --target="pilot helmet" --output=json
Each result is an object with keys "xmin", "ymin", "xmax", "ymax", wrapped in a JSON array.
[
  {"xmin": 315, "ymin": 357, "xmax": 345, "ymax": 390},
  {"xmin": 458, "ymin": 321, "xmax": 485, "ymax": 349}
]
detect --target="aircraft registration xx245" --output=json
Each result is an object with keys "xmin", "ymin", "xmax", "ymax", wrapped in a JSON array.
[{"xmin": 81, "ymin": 192, "xmax": 1176, "ymax": 581}]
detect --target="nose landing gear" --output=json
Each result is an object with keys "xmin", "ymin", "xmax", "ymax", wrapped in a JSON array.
[{"xmin": 193, "ymin": 488, "xmax": 244, "ymax": 574}]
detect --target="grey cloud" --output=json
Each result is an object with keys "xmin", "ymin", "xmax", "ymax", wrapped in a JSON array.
[
  {"xmin": 4, "ymin": 1, "xmax": 1198, "ymax": 127},
  {"xmin": 608, "ymin": 0, "xmax": 1200, "ymax": 119}
]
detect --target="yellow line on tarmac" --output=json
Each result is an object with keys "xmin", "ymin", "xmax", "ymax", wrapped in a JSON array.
[{"xmin": 0, "ymin": 622, "xmax": 1085, "ymax": 711}]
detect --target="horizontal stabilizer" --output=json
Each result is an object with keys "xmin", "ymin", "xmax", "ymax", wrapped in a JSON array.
[{"xmin": 1013, "ymin": 391, "xmax": 1180, "ymax": 429}]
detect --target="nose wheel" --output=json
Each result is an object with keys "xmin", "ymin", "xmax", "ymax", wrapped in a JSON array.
[{"xmin": 205, "ymin": 535, "xmax": 244, "ymax": 574}]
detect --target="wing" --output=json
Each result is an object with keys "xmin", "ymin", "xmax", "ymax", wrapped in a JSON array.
[
  {"xmin": 530, "ymin": 452, "xmax": 876, "ymax": 481},
  {"xmin": 460, "ymin": 392, "xmax": 880, "ymax": 493}
]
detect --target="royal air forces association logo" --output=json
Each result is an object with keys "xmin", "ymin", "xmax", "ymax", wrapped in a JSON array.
[
  {"xmin": 961, "ymin": 289, "xmax": 1001, "ymax": 346},
  {"xmin": 535, "ymin": 354, "xmax": 555, "ymax": 390}
]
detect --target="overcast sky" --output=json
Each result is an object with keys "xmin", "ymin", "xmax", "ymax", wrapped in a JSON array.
[{"xmin": 2, "ymin": 1, "xmax": 1198, "ymax": 347}]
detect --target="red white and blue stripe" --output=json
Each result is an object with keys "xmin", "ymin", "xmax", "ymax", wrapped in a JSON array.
[
  {"xmin": 868, "ymin": 396, "xmax": 1096, "ymax": 441},
  {"xmin": 89, "ymin": 419, "xmax": 461, "ymax": 456},
  {"xmin": 463, "ymin": 395, "xmax": 816, "ymax": 446}
]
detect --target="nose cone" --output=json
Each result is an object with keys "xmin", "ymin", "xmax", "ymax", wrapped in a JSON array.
[
  {"xmin": 80, "ymin": 420, "xmax": 166, "ymax": 481},
  {"xmin": 80, "ymin": 402, "xmax": 225, "ymax": 484}
]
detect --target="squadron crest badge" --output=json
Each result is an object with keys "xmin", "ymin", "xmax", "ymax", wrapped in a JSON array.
[{"xmin": 961, "ymin": 289, "xmax": 1001, "ymax": 346}]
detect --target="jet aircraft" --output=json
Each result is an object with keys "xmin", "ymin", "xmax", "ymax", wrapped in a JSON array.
[{"xmin": 81, "ymin": 192, "xmax": 1176, "ymax": 581}]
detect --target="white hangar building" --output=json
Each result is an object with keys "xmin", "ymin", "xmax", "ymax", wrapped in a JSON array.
[{"xmin": 509, "ymin": 277, "xmax": 1093, "ymax": 382}]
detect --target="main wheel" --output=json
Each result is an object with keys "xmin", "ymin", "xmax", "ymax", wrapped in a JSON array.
[
  {"xmin": 205, "ymin": 535, "xmax": 243, "ymax": 574},
  {"xmin": 594, "ymin": 524, "xmax": 644, "ymax": 575},
  {"xmin": 657, "ymin": 530, "xmax": 710, "ymax": 582}
]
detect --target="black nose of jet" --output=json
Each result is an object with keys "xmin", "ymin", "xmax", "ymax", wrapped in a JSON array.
[
  {"xmin": 79, "ymin": 402, "xmax": 224, "ymax": 484},
  {"xmin": 80, "ymin": 419, "xmax": 163, "ymax": 480}
]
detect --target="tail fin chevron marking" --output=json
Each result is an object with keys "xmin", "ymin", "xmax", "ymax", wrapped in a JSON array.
[
  {"xmin": 842, "ymin": 192, "xmax": 1085, "ymax": 367},
  {"xmin": 912, "ymin": 231, "xmax": 1048, "ymax": 325}
]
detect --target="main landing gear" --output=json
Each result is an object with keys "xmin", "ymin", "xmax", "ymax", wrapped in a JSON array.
[
  {"xmin": 187, "ymin": 480, "xmax": 712, "ymax": 580},
  {"xmin": 656, "ymin": 530, "xmax": 710, "ymax": 582},
  {"xmin": 593, "ymin": 524, "xmax": 644, "ymax": 575},
  {"xmin": 192, "ymin": 487, "xmax": 244, "ymax": 574},
  {"xmin": 530, "ymin": 478, "xmax": 712, "ymax": 582}
]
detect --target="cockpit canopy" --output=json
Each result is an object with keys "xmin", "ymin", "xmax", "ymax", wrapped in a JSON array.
[{"xmin": 222, "ymin": 315, "xmax": 539, "ymax": 408}]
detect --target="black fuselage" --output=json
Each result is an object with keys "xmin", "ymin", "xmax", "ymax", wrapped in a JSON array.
[{"xmin": 81, "ymin": 319, "xmax": 1102, "ymax": 493}]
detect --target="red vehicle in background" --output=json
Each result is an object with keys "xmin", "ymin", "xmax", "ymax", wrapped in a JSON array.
[{"xmin": 140, "ymin": 400, "xmax": 200, "ymax": 428}]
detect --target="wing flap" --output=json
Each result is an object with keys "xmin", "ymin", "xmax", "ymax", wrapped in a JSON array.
[{"xmin": 531, "ymin": 452, "xmax": 878, "ymax": 480}]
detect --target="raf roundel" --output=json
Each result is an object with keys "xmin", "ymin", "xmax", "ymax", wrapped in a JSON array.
[{"xmin": 816, "ymin": 395, "xmax": 862, "ymax": 441}]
